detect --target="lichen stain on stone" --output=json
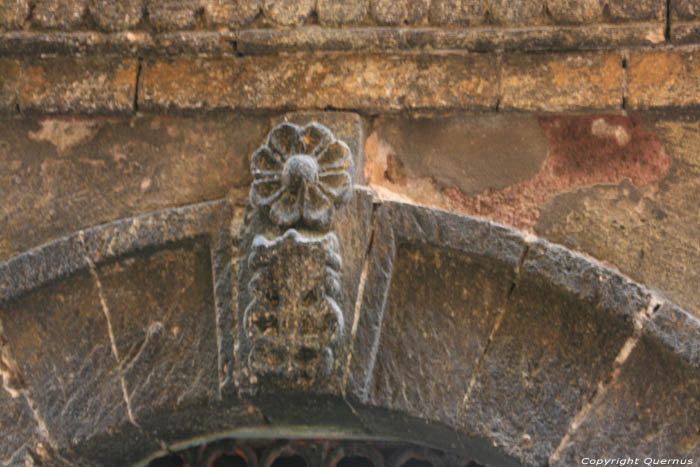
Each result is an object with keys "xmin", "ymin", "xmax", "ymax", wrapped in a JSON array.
[
  {"xmin": 367, "ymin": 114, "xmax": 670, "ymax": 231},
  {"xmin": 28, "ymin": 119, "xmax": 103, "ymax": 155}
]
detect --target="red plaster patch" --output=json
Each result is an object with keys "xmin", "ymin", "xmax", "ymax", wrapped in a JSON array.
[{"xmin": 442, "ymin": 114, "xmax": 670, "ymax": 230}]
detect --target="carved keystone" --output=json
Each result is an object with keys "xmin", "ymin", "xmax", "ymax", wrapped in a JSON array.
[{"xmin": 238, "ymin": 122, "xmax": 353, "ymax": 392}]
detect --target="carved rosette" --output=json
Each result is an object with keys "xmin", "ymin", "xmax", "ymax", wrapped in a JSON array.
[{"xmin": 237, "ymin": 122, "xmax": 353, "ymax": 391}]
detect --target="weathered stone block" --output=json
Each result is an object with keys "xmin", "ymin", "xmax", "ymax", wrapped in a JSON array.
[
  {"xmin": 673, "ymin": 0, "xmax": 700, "ymax": 19},
  {"xmin": 0, "ymin": 0, "xmax": 29, "ymax": 29},
  {"xmin": 546, "ymin": 0, "xmax": 604, "ymax": 24},
  {"xmin": 552, "ymin": 303, "xmax": 700, "ymax": 465},
  {"xmin": 607, "ymin": 0, "xmax": 665, "ymax": 21},
  {"xmin": 147, "ymin": 0, "xmax": 198, "ymax": 30},
  {"xmin": 33, "ymin": 0, "xmax": 87, "ymax": 28},
  {"xmin": 202, "ymin": 0, "xmax": 260, "ymax": 28},
  {"xmin": 0, "ymin": 270, "xmax": 154, "ymax": 463},
  {"xmin": 0, "ymin": 115, "xmax": 267, "ymax": 262},
  {"xmin": 486, "ymin": 0, "xmax": 544, "ymax": 25},
  {"xmin": 89, "ymin": 0, "xmax": 144, "ymax": 31},
  {"xmin": 429, "ymin": 0, "xmax": 485, "ymax": 25},
  {"xmin": 502, "ymin": 52, "xmax": 623, "ymax": 111},
  {"xmin": 462, "ymin": 240, "xmax": 650, "ymax": 466},
  {"xmin": 628, "ymin": 50, "xmax": 700, "ymax": 109},
  {"xmin": 0, "ymin": 388, "xmax": 38, "ymax": 465},
  {"xmin": 262, "ymin": 0, "xmax": 315, "ymax": 25},
  {"xmin": 139, "ymin": 54, "xmax": 499, "ymax": 112},
  {"xmin": 370, "ymin": 0, "xmax": 428, "ymax": 25},
  {"xmin": 14, "ymin": 56, "xmax": 137, "ymax": 114},
  {"xmin": 0, "ymin": 59, "xmax": 19, "ymax": 113},
  {"xmin": 96, "ymin": 240, "xmax": 220, "ymax": 441},
  {"xmin": 318, "ymin": 0, "xmax": 368, "ymax": 25}
]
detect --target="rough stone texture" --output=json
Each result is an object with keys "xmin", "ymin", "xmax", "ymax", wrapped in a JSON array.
[
  {"xmin": 0, "ymin": 0, "xmax": 29, "ymax": 29},
  {"xmin": 607, "ymin": 0, "xmax": 665, "ymax": 21},
  {"xmin": 502, "ymin": 52, "xmax": 623, "ymax": 111},
  {"xmin": 536, "ymin": 112, "xmax": 700, "ymax": 317},
  {"xmin": 486, "ymin": 0, "xmax": 544, "ymax": 25},
  {"xmin": 0, "ymin": 270, "xmax": 155, "ymax": 463},
  {"xmin": 462, "ymin": 240, "xmax": 650, "ymax": 466},
  {"xmin": 429, "ymin": 0, "xmax": 485, "ymax": 25},
  {"xmin": 139, "ymin": 54, "xmax": 499, "ymax": 112},
  {"xmin": 367, "ymin": 113, "xmax": 549, "ymax": 198},
  {"xmin": 370, "ymin": 243, "xmax": 513, "ymax": 427},
  {"xmin": 0, "ymin": 115, "xmax": 267, "ymax": 262},
  {"xmin": 318, "ymin": 0, "xmax": 368, "ymax": 25},
  {"xmin": 89, "ymin": 0, "xmax": 144, "ymax": 32},
  {"xmin": 628, "ymin": 50, "xmax": 700, "ymax": 109},
  {"xmin": 95, "ymin": 240, "xmax": 220, "ymax": 442},
  {"xmin": 0, "ymin": 59, "xmax": 19, "ymax": 113},
  {"xmin": 673, "ymin": 0, "xmax": 700, "ymax": 19},
  {"xmin": 202, "ymin": 0, "xmax": 260, "ymax": 28},
  {"xmin": 147, "ymin": 0, "xmax": 198, "ymax": 30},
  {"xmin": 671, "ymin": 22, "xmax": 700, "ymax": 44},
  {"xmin": 9, "ymin": 56, "xmax": 138, "ymax": 114},
  {"xmin": 0, "ymin": 391, "xmax": 37, "ymax": 465},
  {"xmin": 552, "ymin": 304, "xmax": 700, "ymax": 465},
  {"xmin": 546, "ymin": 0, "xmax": 604, "ymax": 24},
  {"xmin": 33, "ymin": 0, "xmax": 88, "ymax": 29},
  {"xmin": 370, "ymin": 0, "xmax": 429, "ymax": 25},
  {"xmin": 262, "ymin": 0, "xmax": 315, "ymax": 26}
]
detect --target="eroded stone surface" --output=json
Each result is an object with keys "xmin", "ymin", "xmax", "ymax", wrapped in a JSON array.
[
  {"xmin": 0, "ymin": 115, "xmax": 266, "ymax": 262},
  {"xmin": 673, "ymin": 0, "xmax": 700, "ymax": 19},
  {"xmin": 502, "ymin": 52, "xmax": 623, "ymax": 111},
  {"xmin": 0, "ymin": 0, "xmax": 29, "ymax": 29},
  {"xmin": 607, "ymin": 0, "xmax": 665, "ymax": 21},
  {"xmin": 33, "ymin": 0, "xmax": 87, "ymax": 28},
  {"xmin": 147, "ymin": 0, "xmax": 198, "ymax": 30},
  {"xmin": 628, "ymin": 50, "xmax": 700, "ymax": 109},
  {"xmin": 318, "ymin": 0, "xmax": 368, "ymax": 25},
  {"xmin": 370, "ymin": 0, "xmax": 429, "ymax": 25},
  {"xmin": 370, "ymin": 243, "xmax": 514, "ymax": 427},
  {"xmin": 552, "ymin": 304, "xmax": 700, "ymax": 465},
  {"xmin": 546, "ymin": 0, "xmax": 604, "ymax": 24},
  {"xmin": 0, "ymin": 270, "xmax": 152, "ymax": 463},
  {"xmin": 0, "ymin": 391, "xmax": 37, "ymax": 465},
  {"xmin": 15, "ymin": 56, "xmax": 137, "ymax": 114},
  {"xmin": 139, "ymin": 54, "xmax": 499, "ymax": 112},
  {"xmin": 202, "ymin": 0, "xmax": 260, "ymax": 27},
  {"xmin": 262, "ymin": 0, "xmax": 315, "ymax": 25},
  {"xmin": 429, "ymin": 0, "xmax": 485, "ymax": 25},
  {"xmin": 96, "ymin": 240, "xmax": 219, "ymax": 442},
  {"xmin": 462, "ymin": 241, "xmax": 649, "ymax": 466},
  {"xmin": 89, "ymin": 0, "xmax": 144, "ymax": 32},
  {"xmin": 486, "ymin": 0, "xmax": 544, "ymax": 25}
]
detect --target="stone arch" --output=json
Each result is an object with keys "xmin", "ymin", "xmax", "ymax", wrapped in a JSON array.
[{"xmin": 1, "ymin": 191, "xmax": 697, "ymax": 466}]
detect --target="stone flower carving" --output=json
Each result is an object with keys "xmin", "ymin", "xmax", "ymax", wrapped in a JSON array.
[{"xmin": 250, "ymin": 122, "xmax": 353, "ymax": 230}]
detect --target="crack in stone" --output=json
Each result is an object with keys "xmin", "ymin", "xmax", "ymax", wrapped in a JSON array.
[
  {"xmin": 548, "ymin": 294, "xmax": 664, "ymax": 464},
  {"xmin": 79, "ymin": 233, "xmax": 138, "ymax": 428},
  {"xmin": 461, "ymin": 239, "xmax": 531, "ymax": 414},
  {"xmin": 342, "ymin": 202, "xmax": 380, "ymax": 396}
]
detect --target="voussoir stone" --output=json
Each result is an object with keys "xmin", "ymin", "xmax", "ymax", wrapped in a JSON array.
[
  {"xmin": 317, "ymin": 0, "xmax": 368, "ymax": 25},
  {"xmin": 33, "ymin": 0, "xmax": 88, "ymax": 28},
  {"xmin": 429, "ymin": 0, "xmax": 485, "ymax": 25},
  {"xmin": 486, "ymin": 0, "xmax": 544, "ymax": 25},
  {"xmin": 147, "ymin": 0, "xmax": 198, "ymax": 30},
  {"xmin": 202, "ymin": 0, "xmax": 261, "ymax": 28},
  {"xmin": 546, "ymin": 0, "xmax": 604, "ymax": 24},
  {"xmin": 606, "ymin": 0, "xmax": 664, "ymax": 21},
  {"xmin": 0, "ymin": 0, "xmax": 30, "ymax": 29},
  {"xmin": 370, "ymin": 0, "xmax": 429, "ymax": 25},
  {"xmin": 89, "ymin": 0, "xmax": 144, "ymax": 31},
  {"xmin": 262, "ymin": 0, "xmax": 315, "ymax": 26}
]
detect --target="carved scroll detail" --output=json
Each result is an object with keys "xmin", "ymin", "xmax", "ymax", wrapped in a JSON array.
[{"xmin": 238, "ymin": 122, "xmax": 353, "ymax": 390}]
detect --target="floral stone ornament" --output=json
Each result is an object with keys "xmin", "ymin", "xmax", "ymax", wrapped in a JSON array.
[
  {"xmin": 237, "ymin": 122, "xmax": 353, "ymax": 391},
  {"xmin": 250, "ymin": 122, "xmax": 353, "ymax": 231}
]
